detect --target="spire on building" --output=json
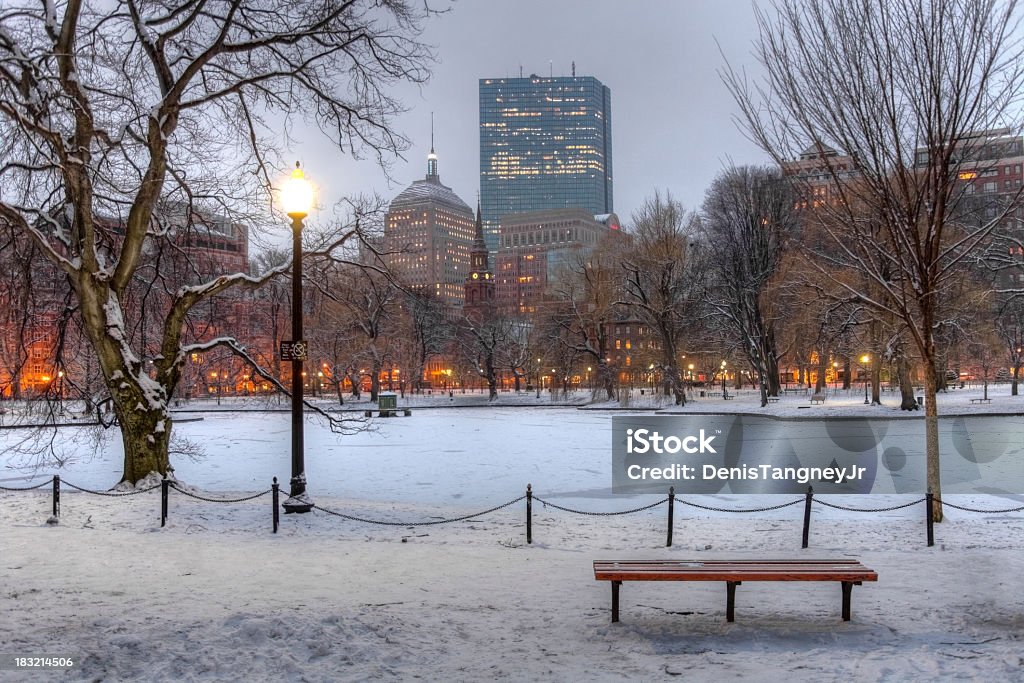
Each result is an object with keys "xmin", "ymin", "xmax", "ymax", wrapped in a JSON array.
[
  {"xmin": 426, "ymin": 112, "xmax": 439, "ymax": 182},
  {"xmin": 472, "ymin": 201, "xmax": 488, "ymax": 266},
  {"xmin": 464, "ymin": 200, "xmax": 495, "ymax": 312}
]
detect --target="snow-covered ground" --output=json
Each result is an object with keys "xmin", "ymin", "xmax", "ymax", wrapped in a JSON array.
[{"xmin": 2, "ymin": 390, "xmax": 1023, "ymax": 681}]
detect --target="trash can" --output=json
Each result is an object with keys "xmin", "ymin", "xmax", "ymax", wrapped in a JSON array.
[
  {"xmin": 917, "ymin": 396, "xmax": 925, "ymax": 408},
  {"xmin": 378, "ymin": 392, "xmax": 397, "ymax": 413},
  {"xmin": 699, "ymin": 390, "xmax": 706, "ymax": 398}
]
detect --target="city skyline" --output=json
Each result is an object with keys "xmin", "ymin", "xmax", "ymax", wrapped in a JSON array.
[{"xmin": 292, "ymin": 0, "xmax": 767, "ymax": 228}]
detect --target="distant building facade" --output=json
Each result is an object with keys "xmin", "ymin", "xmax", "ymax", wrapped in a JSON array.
[
  {"xmin": 494, "ymin": 208, "xmax": 620, "ymax": 313},
  {"xmin": 385, "ymin": 149, "xmax": 475, "ymax": 307},
  {"xmin": 479, "ymin": 74, "xmax": 613, "ymax": 254},
  {"xmin": 926, "ymin": 129, "xmax": 1024, "ymax": 290}
]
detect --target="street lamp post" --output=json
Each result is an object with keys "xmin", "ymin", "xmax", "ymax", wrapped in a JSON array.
[
  {"xmin": 282, "ymin": 162, "xmax": 314, "ymax": 514},
  {"xmin": 832, "ymin": 361, "xmax": 838, "ymax": 394},
  {"xmin": 861, "ymin": 354, "xmax": 871, "ymax": 405},
  {"xmin": 721, "ymin": 360, "xmax": 727, "ymax": 398},
  {"xmin": 535, "ymin": 358, "xmax": 541, "ymax": 398}
]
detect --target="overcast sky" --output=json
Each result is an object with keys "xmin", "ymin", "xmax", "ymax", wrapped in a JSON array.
[{"xmin": 294, "ymin": 0, "xmax": 771, "ymax": 227}]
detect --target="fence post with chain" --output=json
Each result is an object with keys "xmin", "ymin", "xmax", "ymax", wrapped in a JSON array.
[
  {"xmin": 272, "ymin": 477, "xmax": 279, "ymax": 534},
  {"xmin": 666, "ymin": 486, "xmax": 675, "ymax": 547},
  {"xmin": 802, "ymin": 486, "xmax": 813, "ymax": 549},
  {"xmin": 52, "ymin": 475, "xmax": 60, "ymax": 519},
  {"xmin": 526, "ymin": 483, "xmax": 532, "ymax": 545},
  {"xmin": 926, "ymin": 489, "xmax": 934, "ymax": 547},
  {"xmin": 161, "ymin": 474, "xmax": 170, "ymax": 527}
]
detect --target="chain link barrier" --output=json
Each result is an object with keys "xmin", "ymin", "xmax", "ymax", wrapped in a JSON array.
[
  {"xmin": 813, "ymin": 498, "xmax": 927, "ymax": 513},
  {"xmin": 0, "ymin": 477, "xmax": 54, "ymax": 491},
  {"xmin": 679, "ymin": 497, "xmax": 804, "ymax": 513},
  {"xmin": 62, "ymin": 480, "xmax": 162, "ymax": 496},
  {"xmin": 168, "ymin": 482, "xmax": 272, "ymax": 504},
  {"xmin": 311, "ymin": 495, "xmax": 527, "ymax": 527},
  {"xmin": 933, "ymin": 498, "xmax": 1024, "ymax": 514},
  {"xmin": 531, "ymin": 496, "xmax": 668, "ymax": 516}
]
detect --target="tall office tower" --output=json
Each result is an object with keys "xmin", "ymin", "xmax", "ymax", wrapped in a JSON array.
[
  {"xmin": 384, "ymin": 147, "xmax": 476, "ymax": 307},
  {"xmin": 479, "ymin": 74, "xmax": 613, "ymax": 253}
]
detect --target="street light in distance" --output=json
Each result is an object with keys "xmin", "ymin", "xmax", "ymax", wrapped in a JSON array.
[{"xmin": 861, "ymin": 354, "xmax": 871, "ymax": 405}]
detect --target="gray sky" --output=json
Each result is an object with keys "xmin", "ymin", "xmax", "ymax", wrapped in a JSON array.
[{"xmin": 294, "ymin": 0, "xmax": 770, "ymax": 227}]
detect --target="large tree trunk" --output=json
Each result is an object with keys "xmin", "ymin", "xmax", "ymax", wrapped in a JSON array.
[
  {"xmin": 766, "ymin": 353, "xmax": 781, "ymax": 397},
  {"xmin": 486, "ymin": 354, "xmax": 497, "ymax": 401},
  {"xmin": 815, "ymin": 351, "xmax": 827, "ymax": 392},
  {"xmin": 116, "ymin": 397, "xmax": 172, "ymax": 484},
  {"xmin": 599, "ymin": 360, "xmax": 614, "ymax": 400},
  {"xmin": 923, "ymin": 360, "xmax": 943, "ymax": 522},
  {"xmin": 369, "ymin": 358, "xmax": 382, "ymax": 402},
  {"xmin": 896, "ymin": 354, "xmax": 918, "ymax": 411},
  {"xmin": 871, "ymin": 362, "xmax": 881, "ymax": 405},
  {"xmin": 663, "ymin": 359, "xmax": 686, "ymax": 406},
  {"xmin": 80, "ymin": 285, "xmax": 172, "ymax": 484}
]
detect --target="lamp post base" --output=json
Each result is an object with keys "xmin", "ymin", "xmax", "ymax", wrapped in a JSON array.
[{"xmin": 282, "ymin": 492, "xmax": 314, "ymax": 514}]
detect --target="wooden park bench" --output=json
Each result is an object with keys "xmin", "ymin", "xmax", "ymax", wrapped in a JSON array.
[
  {"xmin": 970, "ymin": 398, "xmax": 992, "ymax": 404},
  {"xmin": 766, "ymin": 396, "xmax": 780, "ymax": 403},
  {"xmin": 593, "ymin": 559, "xmax": 877, "ymax": 623},
  {"xmin": 722, "ymin": 392, "xmax": 734, "ymax": 400},
  {"xmin": 810, "ymin": 393, "xmax": 826, "ymax": 404}
]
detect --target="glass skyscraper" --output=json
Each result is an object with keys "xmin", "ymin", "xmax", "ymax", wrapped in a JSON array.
[{"xmin": 479, "ymin": 75, "xmax": 613, "ymax": 253}]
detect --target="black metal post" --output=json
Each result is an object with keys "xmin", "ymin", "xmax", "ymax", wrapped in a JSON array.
[
  {"xmin": 161, "ymin": 473, "xmax": 169, "ymax": 527},
  {"xmin": 802, "ymin": 486, "xmax": 813, "ymax": 548},
  {"xmin": 52, "ymin": 475, "xmax": 60, "ymax": 518},
  {"xmin": 283, "ymin": 211, "xmax": 313, "ymax": 514},
  {"xmin": 272, "ymin": 477, "xmax": 280, "ymax": 534},
  {"xmin": 666, "ymin": 486, "xmax": 675, "ymax": 547},
  {"xmin": 526, "ymin": 483, "xmax": 532, "ymax": 545},
  {"xmin": 926, "ymin": 489, "xmax": 934, "ymax": 547},
  {"xmin": 726, "ymin": 581, "xmax": 739, "ymax": 622}
]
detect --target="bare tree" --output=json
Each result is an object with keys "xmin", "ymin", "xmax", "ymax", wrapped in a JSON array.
[
  {"xmin": 458, "ymin": 314, "xmax": 504, "ymax": 400},
  {"xmin": 701, "ymin": 167, "xmax": 794, "ymax": 406},
  {"xmin": 0, "ymin": 1, "xmax": 435, "ymax": 482},
  {"xmin": 619, "ymin": 191, "xmax": 703, "ymax": 405},
  {"xmin": 323, "ymin": 263, "xmax": 398, "ymax": 403},
  {"xmin": 495, "ymin": 314, "xmax": 533, "ymax": 393},
  {"xmin": 550, "ymin": 233, "xmax": 626, "ymax": 401},
  {"xmin": 399, "ymin": 289, "xmax": 451, "ymax": 394},
  {"xmin": 996, "ymin": 297, "xmax": 1024, "ymax": 394},
  {"xmin": 724, "ymin": 0, "xmax": 1024, "ymax": 519}
]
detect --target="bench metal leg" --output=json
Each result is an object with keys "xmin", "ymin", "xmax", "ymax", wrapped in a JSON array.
[
  {"xmin": 841, "ymin": 581, "xmax": 853, "ymax": 621},
  {"xmin": 726, "ymin": 581, "xmax": 741, "ymax": 622},
  {"xmin": 611, "ymin": 580, "xmax": 621, "ymax": 623}
]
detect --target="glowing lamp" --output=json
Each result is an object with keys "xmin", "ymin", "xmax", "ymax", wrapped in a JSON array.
[{"xmin": 282, "ymin": 162, "xmax": 313, "ymax": 218}]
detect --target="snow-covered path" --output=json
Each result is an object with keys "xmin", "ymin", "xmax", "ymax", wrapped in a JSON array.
[{"xmin": 2, "ymin": 489, "xmax": 1023, "ymax": 682}]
